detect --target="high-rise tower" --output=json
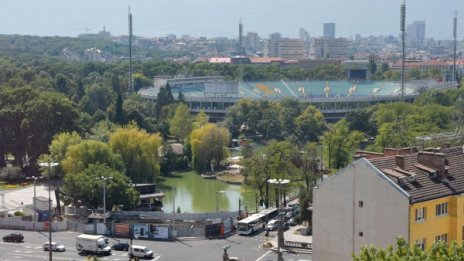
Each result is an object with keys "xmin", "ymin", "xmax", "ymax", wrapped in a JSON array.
[{"xmin": 453, "ymin": 10, "xmax": 457, "ymax": 82}]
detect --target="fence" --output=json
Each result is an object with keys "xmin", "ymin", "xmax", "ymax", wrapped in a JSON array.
[
  {"xmin": 0, "ymin": 217, "xmax": 68, "ymax": 231},
  {"xmin": 114, "ymin": 211, "xmax": 239, "ymax": 221},
  {"xmin": 284, "ymin": 240, "xmax": 312, "ymax": 250}
]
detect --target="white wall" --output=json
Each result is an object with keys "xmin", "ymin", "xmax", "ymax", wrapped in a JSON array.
[{"xmin": 313, "ymin": 158, "xmax": 410, "ymax": 261}]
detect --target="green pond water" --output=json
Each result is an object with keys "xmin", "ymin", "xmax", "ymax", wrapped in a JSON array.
[{"xmin": 157, "ymin": 171, "xmax": 260, "ymax": 213}]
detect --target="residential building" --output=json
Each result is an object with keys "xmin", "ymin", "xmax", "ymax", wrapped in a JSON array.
[
  {"xmin": 323, "ymin": 23, "xmax": 336, "ymax": 39},
  {"xmin": 309, "ymin": 37, "xmax": 351, "ymax": 59},
  {"xmin": 268, "ymin": 38, "xmax": 305, "ymax": 60},
  {"xmin": 313, "ymin": 146, "xmax": 464, "ymax": 261}
]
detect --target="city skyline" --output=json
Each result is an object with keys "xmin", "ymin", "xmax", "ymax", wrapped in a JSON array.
[{"xmin": 0, "ymin": 0, "xmax": 462, "ymax": 40}]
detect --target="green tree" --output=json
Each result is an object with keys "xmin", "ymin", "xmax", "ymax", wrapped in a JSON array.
[
  {"xmin": 322, "ymin": 119, "xmax": 363, "ymax": 169},
  {"xmin": 193, "ymin": 110, "xmax": 209, "ymax": 129},
  {"xmin": 62, "ymin": 140, "xmax": 125, "ymax": 175},
  {"xmin": 169, "ymin": 103, "xmax": 193, "ymax": 141},
  {"xmin": 49, "ymin": 132, "xmax": 83, "ymax": 171},
  {"xmin": 62, "ymin": 163, "xmax": 139, "ymax": 210},
  {"xmin": 109, "ymin": 124, "xmax": 162, "ymax": 183},
  {"xmin": 114, "ymin": 94, "xmax": 126, "ymax": 125},
  {"xmin": 190, "ymin": 123, "xmax": 231, "ymax": 172},
  {"xmin": 353, "ymin": 237, "xmax": 464, "ymax": 261},
  {"xmin": 295, "ymin": 105, "xmax": 326, "ymax": 142}
]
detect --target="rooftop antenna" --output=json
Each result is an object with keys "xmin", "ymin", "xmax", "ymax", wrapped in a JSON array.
[
  {"xmin": 400, "ymin": 0, "xmax": 406, "ymax": 102},
  {"xmin": 453, "ymin": 10, "xmax": 457, "ymax": 83},
  {"xmin": 128, "ymin": 6, "xmax": 134, "ymax": 93}
]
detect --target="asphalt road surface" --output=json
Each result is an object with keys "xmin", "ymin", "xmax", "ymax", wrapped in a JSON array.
[{"xmin": 0, "ymin": 229, "xmax": 311, "ymax": 261}]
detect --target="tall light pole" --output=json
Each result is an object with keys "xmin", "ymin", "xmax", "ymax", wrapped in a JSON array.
[
  {"xmin": 39, "ymin": 161, "xmax": 59, "ymax": 261},
  {"xmin": 216, "ymin": 190, "xmax": 224, "ymax": 212},
  {"xmin": 400, "ymin": 0, "xmax": 406, "ymax": 102},
  {"xmin": 96, "ymin": 176, "xmax": 113, "ymax": 224},
  {"xmin": 268, "ymin": 178, "xmax": 290, "ymax": 261},
  {"xmin": 26, "ymin": 176, "xmax": 41, "ymax": 222}
]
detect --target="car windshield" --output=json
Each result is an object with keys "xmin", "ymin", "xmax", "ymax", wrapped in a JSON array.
[{"xmin": 143, "ymin": 248, "xmax": 150, "ymax": 252}]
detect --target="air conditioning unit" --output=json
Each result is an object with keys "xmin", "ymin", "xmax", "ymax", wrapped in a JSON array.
[
  {"xmin": 408, "ymin": 176, "xmax": 416, "ymax": 182},
  {"xmin": 429, "ymin": 171, "xmax": 437, "ymax": 178}
]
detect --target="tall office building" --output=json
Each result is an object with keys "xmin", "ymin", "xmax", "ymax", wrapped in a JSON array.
[
  {"xmin": 406, "ymin": 20, "xmax": 426, "ymax": 47},
  {"xmin": 299, "ymin": 28, "xmax": 310, "ymax": 56},
  {"xmin": 245, "ymin": 32, "xmax": 260, "ymax": 53},
  {"xmin": 323, "ymin": 23, "xmax": 336, "ymax": 39}
]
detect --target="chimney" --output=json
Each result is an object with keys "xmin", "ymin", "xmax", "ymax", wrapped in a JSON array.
[
  {"xmin": 417, "ymin": 151, "xmax": 446, "ymax": 179},
  {"xmin": 396, "ymin": 155, "xmax": 405, "ymax": 169}
]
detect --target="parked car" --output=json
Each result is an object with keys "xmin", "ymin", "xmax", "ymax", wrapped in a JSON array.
[
  {"xmin": 287, "ymin": 217, "xmax": 297, "ymax": 226},
  {"xmin": 284, "ymin": 211, "xmax": 294, "ymax": 220},
  {"xmin": 3, "ymin": 233, "xmax": 23, "ymax": 242},
  {"xmin": 43, "ymin": 242, "xmax": 66, "ymax": 252},
  {"xmin": 265, "ymin": 220, "xmax": 278, "ymax": 231},
  {"xmin": 112, "ymin": 241, "xmax": 130, "ymax": 251},
  {"xmin": 300, "ymin": 226, "xmax": 312, "ymax": 236}
]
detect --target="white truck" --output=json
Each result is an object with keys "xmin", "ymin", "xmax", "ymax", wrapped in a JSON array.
[{"xmin": 76, "ymin": 234, "xmax": 112, "ymax": 255}]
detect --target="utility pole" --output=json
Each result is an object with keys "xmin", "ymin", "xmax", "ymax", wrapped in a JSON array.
[
  {"xmin": 268, "ymin": 179, "xmax": 290, "ymax": 261},
  {"xmin": 128, "ymin": 6, "xmax": 133, "ymax": 93},
  {"xmin": 400, "ymin": 0, "xmax": 406, "ymax": 102},
  {"xmin": 453, "ymin": 10, "xmax": 457, "ymax": 82}
]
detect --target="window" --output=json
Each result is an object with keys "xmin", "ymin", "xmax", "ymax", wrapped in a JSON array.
[
  {"xmin": 415, "ymin": 207, "xmax": 426, "ymax": 222},
  {"xmin": 359, "ymin": 201, "xmax": 363, "ymax": 207},
  {"xmin": 436, "ymin": 202, "xmax": 448, "ymax": 216},
  {"xmin": 435, "ymin": 234, "xmax": 448, "ymax": 243},
  {"xmin": 415, "ymin": 239, "xmax": 426, "ymax": 250},
  {"xmin": 359, "ymin": 232, "xmax": 363, "ymax": 237}
]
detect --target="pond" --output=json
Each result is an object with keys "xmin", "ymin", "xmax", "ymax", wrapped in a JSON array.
[{"xmin": 157, "ymin": 171, "xmax": 260, "ymax": 213}]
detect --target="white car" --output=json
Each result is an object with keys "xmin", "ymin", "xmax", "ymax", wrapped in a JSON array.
[
  {"xmin": 43, "ymin": 242, "xmax": 66, "ymax": 252},
  {"xmin": 129, "ymin": 245, "xmax": 154, "ymax": 259},
  {"xmin": 265, "ymin": 220, "xmax": 278, "ymax": 231}
]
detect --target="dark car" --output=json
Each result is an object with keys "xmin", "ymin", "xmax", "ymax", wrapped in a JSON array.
[
  {"xmin": 112, "ymin": 241, "xmax": 130, "ymax": 251},
  {"xmin": 287, "ymin": 217, "xmax": 297, "ymax": 226},
  {"xmin": 3, "ymin": 233, "xmax": 24, "ymax": 242}
]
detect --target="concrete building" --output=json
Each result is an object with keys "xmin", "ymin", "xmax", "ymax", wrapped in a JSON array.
[
  {"xmin": 313, "ymin": 146, "xmax": 464, "ymax": 260},
  {"xmin": 268, "ymin": 38, "xmax": 305, "ymax": 60},
  {"xmin": 407, "ymin": 21, "xmax": 426, "ymax": 47},
  {"xmin": 245, "ymin": 32, "xmax": 260, "ymax": 53},
  {"xmin": 299, "ymin": 28, "xmax": 310, "ymax": 56},
  {"xmin": 309, "ymin": 37, "xmax": 351, "ymax": 59},
  {"xmin": 323, "ymin": 23, "xmax": 336, "ymax": 39}
]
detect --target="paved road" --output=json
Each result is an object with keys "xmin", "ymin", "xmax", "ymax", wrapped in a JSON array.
[{"xmin": 0, "ymin": 229, "xmax": 311, "ymax": 261}]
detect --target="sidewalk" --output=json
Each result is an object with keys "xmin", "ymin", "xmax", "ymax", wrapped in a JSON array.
[
  {"xmin": 264, "ymin": 225, "xmax": 312, "ymax": 254},
  {"xmin": 1, "ymin": 184, "xmax": 57, "ymax": 211}
]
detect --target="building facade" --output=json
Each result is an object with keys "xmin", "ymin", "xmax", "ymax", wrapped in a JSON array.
[
  {"xmin": 268, "ymin": 38, "xmax": 305, "ymax": 60},
  {"xmin": 309, "ymin": 37, "xmax": 351, "ymax": 59},
  {"xmin": 313, "ymin": 147, "xmax": 464, "ymax": 260},
  {"xmin": 323, "ymin": 23, "xmax": 336, "ymax": 39}
]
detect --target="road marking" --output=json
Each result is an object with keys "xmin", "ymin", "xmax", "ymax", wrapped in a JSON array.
[
  {"xmin": 153, "ymin": 256, "xmax": 161, "ymax": 260},
  {"xmin": 255, "ymin": 250, "xmax": 272, "ymax": 261}
]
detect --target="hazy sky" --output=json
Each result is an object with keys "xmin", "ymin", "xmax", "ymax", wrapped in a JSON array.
[{"xmin": 0, "ymin": 0, "xmax": 462, "ymax": 39}]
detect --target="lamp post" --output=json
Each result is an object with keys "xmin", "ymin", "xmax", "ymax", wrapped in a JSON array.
[
  {"xmin": 39, "ymin": 161, "xmax": 59, "ymax": 261},
  {"xmin": 216, "ymin": 190, "xmax": 224, "ymax": 212},
  {"xmin": 268, "ymin": 178, "xmax": 290, "ymax": 261},
  {"xmin": 26, "ymin": 176, "xmax": 41, "ymax": 222},
  {"xmin": 96, "ymin": 176, "xmax": 113, "ymax": 224},
  {"xmin": 262, "ymin": 154, "xmax": 269, "ymax": 208}
]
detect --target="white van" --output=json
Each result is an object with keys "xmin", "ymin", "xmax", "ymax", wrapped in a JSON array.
[{"xmin": 129, "ymin": 245, "xmax": 154, "ymax": 259}]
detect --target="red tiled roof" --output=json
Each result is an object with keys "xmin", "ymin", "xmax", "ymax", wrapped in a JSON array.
[{"xmin": 368, "ymin": 147, "xmax": 464, "ymax": 203}]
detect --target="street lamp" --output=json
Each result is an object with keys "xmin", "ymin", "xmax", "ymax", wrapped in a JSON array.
[
  {"xmin": 216, "ymin": 190, "xmax": 224, "ymax": 212},
  {"xmin": 26, "ymin": 175, "xmax": 41, "ymax": 222},
  {"xmin": 262, "ymin": 154, "xmax": 270, "ymax": 208},
  {"xmin": 96, "ymin": 176, "xmax": 113, "ymax": 224},
  {"xmin": 268, "ymin": 178, "xmax": 290, "ymax": 261},
  {"xmin": 39, "ymin": 161, "xmax": 59, "ymax": 261}
]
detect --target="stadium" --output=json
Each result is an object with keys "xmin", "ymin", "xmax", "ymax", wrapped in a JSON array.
[{"xmin": 139, "ymin": 76, "xmax": 458, "ymax": 121}]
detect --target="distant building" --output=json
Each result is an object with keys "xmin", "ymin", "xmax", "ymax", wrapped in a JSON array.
[
  {"xmin": 269, "ymin": 32, "xmax": 282, "ymax": 41},
  {"xmin": 299, "ymin": 28, "xmax": 310, "ymax": 55},
  {"xmin": 323, "ymin": 23, "xmax": 336, "ymax": 39},
  {"xmin": 268, "ymin": 38, "xmax": 305, "ymax": 60},
  {"xmin": 313, "ymin": 146, "xmax": 464, "ymax": 261},
  {"xmin": 407, "ymin": 21, "xmax": 426, "ymax": 47},
  {"xmin": 309, "ymin": 37, "xmax": 351, "ymax": 59},
  {"xmin": 245, "ymin": 32, "xmax": 260, "ymax": 53},
  {"xmin": 166, "ymin": 34, "xmax": 177, "ymax": 41}
]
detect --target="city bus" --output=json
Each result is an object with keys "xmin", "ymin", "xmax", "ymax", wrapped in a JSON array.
[{"xmin": 237, "ymin": 207, "xmax": 278, "ymax": 235}]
